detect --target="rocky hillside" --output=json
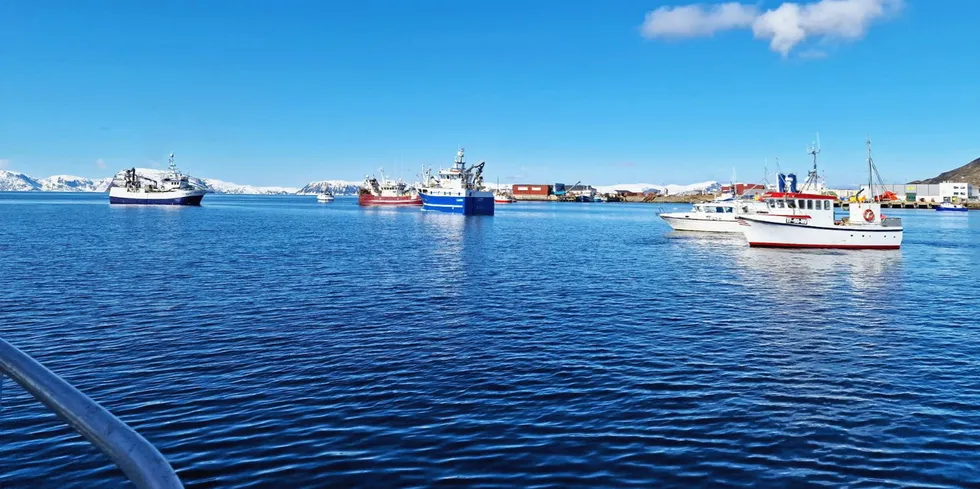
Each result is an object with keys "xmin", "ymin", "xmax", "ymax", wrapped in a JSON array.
[{"xmin": 910, "ymin": 157, "xmax": 980, "ymax": 185}]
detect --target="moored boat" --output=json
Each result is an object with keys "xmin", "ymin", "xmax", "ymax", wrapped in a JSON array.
[
  {"xmin": 493, "ymin": 188, "xmax": 516, "ymax": 204},
  {"xmin": 358, "ymin": 170, "xmax": 422, "ymax": 206},
  {"xmin": 936, "ymin": 201, "xmax": 968, "ymax": 212},
  {"xmin": 316, "ymin": 192, "xmax": 335, "ymax": 203},
  {"xmin": 738, "ymin": 139, "xmax": 903, "ymax": 249},
  {"xmin": 660, "ymin": 178, "xmax": 770, "ymax": 233},
  {"xmin": 108, "ymin": 154, "xmax": 207, "ymax": 205},
  {"xmin": 418, "ymin": 148, "xmax": 494, "ymax": 215},
  {"xmin": 660, "ymin": 198, "xmax": 768, "ymax": 233}
]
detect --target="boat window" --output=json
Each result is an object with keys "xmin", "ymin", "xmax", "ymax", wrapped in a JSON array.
[
  {"xmin": 824, "ymin": 200, "xmax": 830, "ymax": 210},
  {"xmin": 786, "ymin": 200, "xmax": 795, "ymax": 208},
  {"xmin": 716, "ymin": 207, "xmax": 724, "ymax": 213},
  {"xmin": 777, "ymin": 200, "xmax": 785, "ymax": 208},
  {"xmin": 725, "ymin": 207, "xmax": 733, "ymax": 213},
  {"xmin": 797, "ymin": 199, "xmax": 805, "ymax": 208},
  {"xmin": 807, "ymin": 200, "xmax": 813, "ymax": 210}
]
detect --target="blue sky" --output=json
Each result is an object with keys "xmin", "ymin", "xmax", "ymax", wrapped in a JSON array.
[{"xmin": 1, "ymin": 0, "xmax": 977, "ymax": 187}]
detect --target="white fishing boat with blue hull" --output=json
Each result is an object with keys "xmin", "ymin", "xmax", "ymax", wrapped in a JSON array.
[
  {"xmin": 418, "ymin": 148, "xmax": 494, "ymax": 216},
  {"xmin": 936, "ymin": 201, "xmax": 968, "ymax": 212},
  {"xmin": 108, "ymin": 154, "xmax": 207, "ymax": 206}
]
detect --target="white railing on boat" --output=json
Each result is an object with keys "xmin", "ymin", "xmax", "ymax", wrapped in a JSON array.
[{"xmin": 0, "ymin": 338, "xmax": 184, "ymax": 489}]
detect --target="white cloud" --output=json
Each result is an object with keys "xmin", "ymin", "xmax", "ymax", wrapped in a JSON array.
[
  {"xmin": 641, "ymin": 3, "xmax": 758, "ymax": 38},
  {"xmin": 95, "ymin": 158, "xmax": 107, "ymax": 170},
  {"xmin": 0, "ymin": 159, "xmax": 8, "ymax": 170},
  {"xmin": 641, "ymin": 0, "xmax": 903, "ymax": 57}
]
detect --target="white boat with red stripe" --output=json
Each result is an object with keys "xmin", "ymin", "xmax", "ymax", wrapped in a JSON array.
[{"xmin": 737, "ymin": 139, "xmax": 903, "ymax": 250}]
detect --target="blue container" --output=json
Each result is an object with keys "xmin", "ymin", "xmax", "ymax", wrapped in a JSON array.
[
  {"xmin": 777, "ymin": 173, "xmax": 786, "ymax": 193},
  {"xmin": 787, "ymin": 173, "xmax": 798, "ymax": 193}
]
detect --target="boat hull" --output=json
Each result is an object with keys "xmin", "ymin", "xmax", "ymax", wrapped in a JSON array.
[
  {"xmin": 358, "ymin": 194, "xmax": 422, "ymax": 206},
  {"xmin": 421, "ymin": 193, "xmax": 495, "ymax": 215},
  {"xmin": 936, "ymin": 207, "xmax": 968, "ymax": 212},
  {"xmin": 739, "ymin": 216, "xmax": 903, "ymax": 249},
  {"xmin": 108, "ymin": 188, "xmax": 205, "ymax": 206},
  {"xmin": 660, "ymin": 214, "xmax": 742, "ymax": 233}
]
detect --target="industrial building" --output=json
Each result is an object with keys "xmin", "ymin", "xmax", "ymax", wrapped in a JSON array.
[
  {"xmin": 859, "ymin": 182, "xmax": 975, "ymax": 202},
  {"xmin": 512, "ymin": 184, "xmax": 552, "ymax": 199}
]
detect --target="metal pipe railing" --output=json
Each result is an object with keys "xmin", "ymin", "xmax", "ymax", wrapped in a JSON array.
[{"xmin": 0, "ymin": 338, "xmax": 183, "ymax": 489}]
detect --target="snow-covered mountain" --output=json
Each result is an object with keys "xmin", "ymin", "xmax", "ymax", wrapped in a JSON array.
[
  {"xmin": 594, "ymin": 181, "xmax": 721, "ymax": 195},
  {"xmin": 200, "ymin": 178, "xmax": 298, "ymax": 195},
  {"xmin": 297, "ymin": 180, "xmax": 362, "ymax": 196},
  {"xmin": 39, "ymin": 175, "xmax": 114, "ymax": 192},
  {"xmin": 0, "ymin": 170, "xmax": 43, "ymax": 191}
]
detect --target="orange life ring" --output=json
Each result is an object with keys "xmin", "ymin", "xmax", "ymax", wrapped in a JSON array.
[{"xmin": 863, "ymin": 209, "xmax": 875, "ymax": 222}]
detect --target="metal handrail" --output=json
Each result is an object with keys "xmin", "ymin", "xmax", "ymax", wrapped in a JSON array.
[{"xmin": 0, "ymin": 338, "xmax": 183, "ymax": 489}]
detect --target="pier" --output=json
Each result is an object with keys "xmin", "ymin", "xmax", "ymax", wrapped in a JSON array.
[{"xmin": 836, "ymin": 201, "xmax": 980, "ymax": 210}]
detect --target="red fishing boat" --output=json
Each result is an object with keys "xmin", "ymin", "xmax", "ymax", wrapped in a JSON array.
[{"xmin": 358, "ymin": 170, "xmax": 422, "ymax": 206}]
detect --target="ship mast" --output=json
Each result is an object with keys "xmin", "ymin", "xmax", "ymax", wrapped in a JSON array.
[
  {"xmin": 802, "ymin": 134, "xmax": 821, "ymax": 192},
  {"xmin": 866, "ymin": 137, "xmax": 876, "ymax": 200}
]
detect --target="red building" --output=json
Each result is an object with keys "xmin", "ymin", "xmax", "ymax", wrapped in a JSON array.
[
  {"xmin": 720, "ymin": 183, "xmax": 766, "ymax": 195},
  {"xmin": 512, "ymin": 184, "xmax": 552, "ymax": 197}
]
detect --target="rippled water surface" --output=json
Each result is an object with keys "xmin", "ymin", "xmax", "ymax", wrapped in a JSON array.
[{"xmin": 1, "ymin": 192, "xmax": 979, "ymax": 488}]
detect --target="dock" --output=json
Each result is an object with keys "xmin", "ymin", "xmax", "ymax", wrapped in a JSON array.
[{"xmin": 836, "ymin": 201, "xmax": 979, "ymax": 210}]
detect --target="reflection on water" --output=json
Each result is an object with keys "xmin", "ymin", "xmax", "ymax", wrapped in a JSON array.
[{"xmin": 735, "ymin": 247, "xmax": 905, "ymax": 292}]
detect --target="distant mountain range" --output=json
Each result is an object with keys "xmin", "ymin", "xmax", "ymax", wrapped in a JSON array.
[
  {"xmin": 296, "ymin": 180, "xmax": 362, "ymax": 196},
  {"xmin": 1, "ymin": 168, "xmax": 720, "ymax": 197},
  {"xmin": 910, "ymin": 157, "xmax": 980, "ymax": 186},
  {"xmin": 0, "ymin": 169, "xmax": 304, "ymax": 195}
]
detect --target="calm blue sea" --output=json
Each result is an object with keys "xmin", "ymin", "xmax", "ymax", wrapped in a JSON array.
[{"xmin": 1, "ymin": 192, "xmax": 978, "ymax": 488}]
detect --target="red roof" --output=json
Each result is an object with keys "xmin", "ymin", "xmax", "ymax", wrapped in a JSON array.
[{"xmin": 762, "ymin": 192, "xmax": 836, "ymax": 200}]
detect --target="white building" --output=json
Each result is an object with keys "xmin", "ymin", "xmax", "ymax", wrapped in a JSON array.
[{"xmin": 939, "ymin": 182, "xmax": 972, "ymax": 201}]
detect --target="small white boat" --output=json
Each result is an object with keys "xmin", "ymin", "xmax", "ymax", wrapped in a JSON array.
[
  {"xmin": 493, "ymin": 188, "xmax": 516, "ymax": 204},
  {"xmin": 660, "ymin": 198, "xmax": 768, "ymax": 233},
  {"xmin": 317, "ymin": 192, "xmax": 335, "ymax": 203}
]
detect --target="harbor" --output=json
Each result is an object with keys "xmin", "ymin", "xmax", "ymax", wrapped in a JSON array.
[{"xmin": 4, "ymin": 0, "xmax": 980, "ymax": 487}]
